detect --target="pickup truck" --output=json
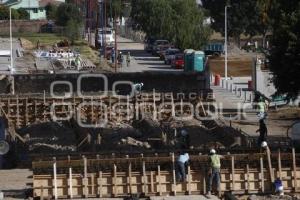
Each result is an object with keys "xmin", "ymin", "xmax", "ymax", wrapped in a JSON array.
[{"xmin": 97, "ymin": 28, "xmax": 115, "ymax": 47}]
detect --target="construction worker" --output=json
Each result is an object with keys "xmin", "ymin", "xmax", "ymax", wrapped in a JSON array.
[
  {"xmin": 75, "ymin": 55, "xmax": 82, "ymax": 70},
  {"xmin": 274, "ymin": 178, "xmax": 284, "ymax": 196},
  {"xmin": 207, "ymin": 149, "xmax": 223, "ymax": 197},
  {"xmin": 176, "ymin": 152, "xmax": 189, "ymax": 182},
  {"xmin": 126, "ymin": 52, "xmax": 131, "ymax": 67},
  {"xmin": 256, "ymin": 119, "xmax": 268, "ymax": 147},
  {"xmin": 180, "ymin": 129, "xmax": 190, "ymax": 149},
  {"xmin": 133, "ymin": 83, "xmax": 144, "ymax": 95},
  {"xmin": 258, "ymin": 97, "xmax": 267, "ymax": 119},
  {"xmin": 111, "ymin": 48, "xmax": 115, "ymax": 63}
]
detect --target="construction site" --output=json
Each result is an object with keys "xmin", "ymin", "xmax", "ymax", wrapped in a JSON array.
[
  {"xmin": 0, "ymin": 58, "xmax": 299, "ymax": 200},
  {"xmin": 0, "ymin": 1, "xmax": 300, "ymax": 200}
]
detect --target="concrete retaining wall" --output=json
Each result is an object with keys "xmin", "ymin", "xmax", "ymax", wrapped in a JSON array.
[{"xmin": 10, "ymin": 72, "xmax": 210, "ymax": 94}]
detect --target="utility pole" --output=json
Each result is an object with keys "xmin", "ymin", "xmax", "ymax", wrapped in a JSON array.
[
  {"xmin": 104, "ymin": 0, "xmax": 107, "ymax": 59},
  {"xmin": 114, "ymin": 17, "xmax": 118, "ymax": 73},
  {"xmin": 225, "ymin": 5, "xmax": 230, "ymax": 81},
  {"xmin": 9, "ymin": 7, "xmax": 15, "ymax": 95}
]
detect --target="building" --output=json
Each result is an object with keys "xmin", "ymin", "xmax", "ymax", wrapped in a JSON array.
[{"xmin": 4, "ymin": 0, "xmax": 47, "ymax": 20}]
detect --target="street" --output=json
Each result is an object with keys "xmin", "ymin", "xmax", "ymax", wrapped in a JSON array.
[{"xmin": 117, "ymin": 36, "xmax": 183, "ymax": 73}]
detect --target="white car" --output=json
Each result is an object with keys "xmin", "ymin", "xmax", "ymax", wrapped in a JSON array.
[
  {"xmin": 164, "ymin": 48, "xmax": 180, "ymax": 64},
  {"xmin": 97, "ymin": 28, "xmax": 115, "ymax": 47}
]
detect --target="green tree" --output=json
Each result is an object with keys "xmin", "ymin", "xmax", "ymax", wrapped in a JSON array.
[
  {"xmin": 55, "ymin": 3, "xmax": 83, "ymax": 26},
  {"xmin": 17, "ymin": 8, "xmax": 29, "ymax": 20},
  {"xmin": 45, "ymin": 3, "xmax": 57, "ymax": 20},
  {"xmin": 202, "ymin": 0, "xmax": 267, "ymax": 46},
  {"xmin": 131, "ymin": 0, "xmax": 211, "ymax": 50},
  {"xmin": 0, "ymin": 6, "xmax": 9, "ymax": 20},
  {"xmin": 268, "ymin": 0, "xmax": 300, "ymax": 100},
  {"xmin": 65, "ymin": 19, "xmax": 81, "ymax": 44},
  {"xmin": 10, "ymin": 8, "xmax": 19, "ymax": 19}
]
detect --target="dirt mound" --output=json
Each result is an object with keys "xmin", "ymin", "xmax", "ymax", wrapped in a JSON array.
[{"xmin": 20, "ymin": 38, "xmax": 34, "ymax": 50}]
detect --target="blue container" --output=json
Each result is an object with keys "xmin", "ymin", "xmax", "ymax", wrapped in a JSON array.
[
  {"xmin": 192, "ymin": 51, "xmax": 205, "ymax": 72},
  {"xmin": 184, "ymin": 49, "xmax": 194, "ymax": 72}
]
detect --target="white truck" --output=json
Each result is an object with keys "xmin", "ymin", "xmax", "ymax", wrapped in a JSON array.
[{"xmin": 97, "ymin": 28, "xmax": 115, "ymax": 47}]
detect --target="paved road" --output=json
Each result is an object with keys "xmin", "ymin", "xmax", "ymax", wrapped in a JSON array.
[
  {"xmin": 89, "ymin": 34, "xmax": 183, "ymax": 73},
  {"xmin": 0, "ymin": 38, "xmax": 22, "ymax": 74},
  {"xmin": 117, "ymin": 36, "xmax": 182, "ymax": 73}
]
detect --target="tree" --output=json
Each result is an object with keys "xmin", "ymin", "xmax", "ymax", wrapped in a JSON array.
[
  {"xmin": 45, "ymin": 3, "xmax": 57, "ymax": 20},
  {"xmin": 65, "ymin": 19, "xmax": 81, "ymax": 44},
  {"xmin": 0, "ymin": 6, "xmax": 9, "ymax": 20},
  {"xmin": 17, "ymin": 8, "xmax": 29, "ymax": 20},
  {"xmin": 130, "ymin": 0, "xmax": 211, "ymax": 50},
  {"xmin": 202, "ymin": 0, "xmax": 267, "ymax": 46},
  {"xmin": 55, "ymin": 3, "xmax": 83, "ymax": 26},
  {"xmin": 268, "ymin": 0, "xmax": 300, "ymax": 100}
]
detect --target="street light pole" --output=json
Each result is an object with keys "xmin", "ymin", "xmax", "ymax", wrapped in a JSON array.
[
  {"xmin": 225, "ymin": 5, "xmax": 230, "ymax": 81},
  {"xmin": 9, "ymin": 7, "xmax": 15, "ymax": 95}
]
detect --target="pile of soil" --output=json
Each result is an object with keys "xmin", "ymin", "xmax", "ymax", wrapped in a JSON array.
[{"xmin": 13, "ymin": 117, "xmax": 246, "ymax": 154}]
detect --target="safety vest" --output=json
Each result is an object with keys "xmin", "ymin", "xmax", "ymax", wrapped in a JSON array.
[
  {"xmin": 210, "ymin": 154, "xmax": 221, "ymax": 169},
  {"xmin": 258, "ymin": 102, "xmax": 265, "ymax": 113}
]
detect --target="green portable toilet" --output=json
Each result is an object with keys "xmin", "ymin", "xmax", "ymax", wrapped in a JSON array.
[
  {"xmin": 192, "ymin": 51, "xmax": 205, "ymax": 72},
  {"xmin": 184, "ymin": 49, "xmax": 194, "ymax": 72}
]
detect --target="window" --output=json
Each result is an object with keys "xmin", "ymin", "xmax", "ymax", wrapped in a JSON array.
[{"xmin": 33, "ymin": 8, "xmax": 38, "ymax": 13}]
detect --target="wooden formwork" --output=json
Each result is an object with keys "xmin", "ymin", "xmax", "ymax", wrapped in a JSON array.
[
  {"xmin": 0, "ymin": 92, "xmax": 213, "ymax": 128},
  {"xmin": 32, "ymin": 150, "xmax": 300, "ymax": 199}
]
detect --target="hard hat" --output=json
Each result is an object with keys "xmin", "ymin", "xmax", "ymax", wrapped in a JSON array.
[
  {"xmin": 181, "ymin": 129, "xmax": 188, "ymax": 136},
  {"xmin": 210, "ymin": 149, "xmax": 216, "ymax": 154},
  {"xmin": 261, "ymin": 141, "xmax": 268, "ymax": 148},
  {"xmin": 141, "ymin": 83, "xmax": 144, "ymax": 87}
]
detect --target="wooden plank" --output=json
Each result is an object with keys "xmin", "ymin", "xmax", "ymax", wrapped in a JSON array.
[
  {"xmin": 68, "ymin": 167, "xmax": 73, "ymax": 199},
  {"xmin": 292, "ymin": 148, "xmax": 298, "ymax": 192},
  {"xmin": 266, "ymin": 146, "xmax": 275, "ymax": 183},
  {"xmin": 91, "ymin": 173, "xmax": 95, "ymax": 196},
  {"xmin": 83, "ymin": 156, "xmax": 88, "ymax": 197},
  {"xmin": 278, "ymin": 149, "xmax": 282, "ymax": 179},
  {"xmin": 231, "ymin": 156, "xmax": 235, "ymax": 191},
  {"xmin": 171, "ymin": 153, "xmax": 177, "ymax": 195},
  {"xmin": 53, "ymin": 158, "xmax": 58, "ymax": 200},
  {"xmin": 246, "ymin": 164, "xmax": 250, "ymax": 193},
  {"xmin": 113, "ymin": 164, "xmax": 118, "ymax": 197},
  {"xmin": 158, "ymin": 165, "xmax": 162, "ymax": 196},
  {"xmin": 97, "ymin": 171, "xmax": 103, "ymax": 198},
  {"xmin": 187, "ymin": 165, "xmax": 192, "ymax": 195},
  {"xmin": 260, "ymin": 157, "xmax": 264, "ymax": 193},
  {"xmin": 128, "ymin": 162, "xmax": 132, "ymax": 194},
  {"xmin": 150, "ymin": 171, "xmax": 154, "ymax": 193},
  {"xmin": 142, "ymin": 161, "xmax": 147, "ymax": 195}
]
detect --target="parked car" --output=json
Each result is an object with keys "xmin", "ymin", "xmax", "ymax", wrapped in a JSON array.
[
  {"xmin": 97, "ymin": 28, "xmax": 115, "ymax": 47},
  {"xmin": 171, "ymin": 53, "xmax": 184, "ymax": 69},
  {"xmin": 152, "ymin": 40, "xmax": 170, "ymax": 55},
  {"xmin": 144, "ymin": 37, "xmax": 156, "ymax": 52},
  {"xmin": 164, "ymin": 48, "xmax": 180, "ymax": 64},
  {"xmin": 158, "ymin": 46, "xmax": 170, "ymax": 60}
]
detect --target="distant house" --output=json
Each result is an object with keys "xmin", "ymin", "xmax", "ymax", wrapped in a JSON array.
[
  {"xmin": 39, "ymin": 0, "xmax": 64, "ymax": 7},
  {"xmin": 4, "ymin": 0, "xmax": 47, "ymax": 20}
]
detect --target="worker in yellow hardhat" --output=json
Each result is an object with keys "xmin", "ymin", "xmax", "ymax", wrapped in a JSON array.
[{"xmin": 207, "ymin": 149, "xmax": 223, "ymax": 197}]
